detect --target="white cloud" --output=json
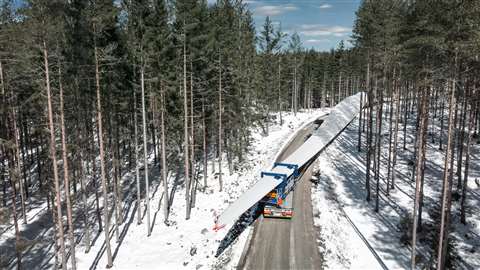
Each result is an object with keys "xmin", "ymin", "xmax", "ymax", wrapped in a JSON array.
[
  {"xmin": 283, "ymin": 5, "xmax": 298, "ymax": 11},
  {"xmin": 305, "ymin": 39, "xmax": 331, "ymax": 43},
  {"xmin": 209, "ymin": 0, "xmax": 258, "ymax": 5},
  {"xmin": 318, "ymin": 4, "xmax": 333, "ymax": 9},
  {"xmin": 299, "ymin": 24, "xmax": 351, "ymax": 37},
  {"xmin": 254, "ymin": 4, "xmax": 298, "ymax": 16}
]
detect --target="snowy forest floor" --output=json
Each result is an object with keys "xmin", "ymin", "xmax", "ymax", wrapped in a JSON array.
[
  {"xmin": 2, "ymin": 106, "xmax": 479, "ymax": 270},
  {"xmin": 312, "ymin": 107, "xmax": 480, "ymax": 269},
  {"xmin": 0, "ymin": 109, "xmax": 325, "ymax": 270}
]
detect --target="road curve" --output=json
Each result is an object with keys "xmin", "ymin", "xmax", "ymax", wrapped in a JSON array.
[{"xmin": 239, "ymin": 119, "xmax": 323, "ymax": 270}]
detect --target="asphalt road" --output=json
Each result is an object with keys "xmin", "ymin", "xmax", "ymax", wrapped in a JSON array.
[{"xmin": 240, "ymin": 119, "xmax": 323, "ymax": 270}]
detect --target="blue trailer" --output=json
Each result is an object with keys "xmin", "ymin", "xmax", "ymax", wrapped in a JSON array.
[{"xmin": 260, "ymin": 162, "xmax": 300, "ymax": 219}]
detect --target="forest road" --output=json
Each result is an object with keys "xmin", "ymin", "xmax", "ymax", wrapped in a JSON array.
[{"xmin": 239, "ymin": 118, "xmax": 324, "ymax": 270}]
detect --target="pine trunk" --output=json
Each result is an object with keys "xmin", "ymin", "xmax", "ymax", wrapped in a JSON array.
[
  {"xmin": 294, "ymin": 56, "xmax": 297, "ymax": 115},
  {"xmin": 322, "ymin": 71, "xmax": 326, "ymax": 108},
  {"xmin": 140, "ymin": 65, "xmax": 151, "ymax": 235},
  {"xmin": 184, "ymin": 35, "xmax": 191, "ymax": 219},
  {"xmin": 160, "ymin": 83, "xmax": 169, "ymax": 222},
  {"xmin": 374, "ymin": 84, "xmax": 383, "ymax": 213},
  {"xmin": 278, "ymin": 57, "xmax": 282, "ymax": 124},
  {"xmin": 358, "ymin": 91, "xmax": 363, "ymax": 152},
  {"xmin": 202, "ymin": 102, "xmax": 208, "ymax": 189},
  {"xmin": 78, "ymin": 132, "xmax": 91, "ymax": 252},
  {"xmin": 43, "ymin": 41, "xmax": 68, "ymax": 270},
  {"xmin": 437, "ymin": 75, "xmax": 457, "ymax": 270},
  {"xmin": 456, "ymin": 88, "xmax": 468, "ymax": 190},
  {"xmin": 94, "ymin": 44, "xmax": 113, "ymax": 268},
  {"xmin": 133, "ymin": 81, "xmax": 141, "ymax": 225},
  {"xmin": 403, "ymin": 83, "xmax": 409, "ymax": 150},
  {"xmin": 390, "ymin": 82, "xmax": 401, "ymax": 191},
  {"xmin": 11, "ymin": 110, "xmax": 26, "ymax": 224},
  {"xmin": 218, "ymin": 56, "xmax": 223, "ymax": 192},
  {"xmin": 90, "ymin": 124, "xmax": 103, "ymax": 233},
  {"xmin": 190, "ymin": 64, "xmax": 197, "ymax": 208},
  {"xmin": 386, "ymin": 68, "xmax": 396, "ymax": 195},
  {"xmin": 58, "ymin": 60, "xmax": 77, "ymax": 269},
  {"xmin": 337, "ymin": 73, "xmax": 342, "ymax": 105},
  {"xmin": 439, "ymin": 86, "xmax": 446, "ymax": 151},
  {"xmin": 410, "ymin": 84, "xmax": 430, "ymax": 269},
  {"xmin": 366, "ymin": 85, "xmax": 373, "ymax": 202},
  {"xmin": 110, "ymin": 128, "xmax": 120, "ymax": 242}
]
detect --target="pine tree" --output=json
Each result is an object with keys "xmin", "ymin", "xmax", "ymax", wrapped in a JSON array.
[
  {"xmin": 258, "ymin": 16, "xmax": 283, "ymax": 124},
  {"xmin": 91, "ymin": 0, "xmax": 120, "ymax": 266},
  {"xmin": 411, "ymin": 83, "xmax": 431, "ymax": 269},
  {"xmin": 58, "ymin": 55, "xmax": 77, "ymax": 270},
  {"xmin": 160, "ymin": 82, "xmax": 169, "ymax": 222},
  {"xmin": 44, "ymin": 38, "xmax": 68, "ymax": 270},
  {"xmin": 437, "ymin": 75, "xmax": 457, "ymax": 270},
  {"xmin": 288, "ymin": 32, "xmax": 302, "ymax": 115}
]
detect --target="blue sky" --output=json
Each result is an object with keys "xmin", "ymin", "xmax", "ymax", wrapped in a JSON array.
[
  {"xmin": 238, "ymin": 0, "xmax": 361, "ymax": 51},
  {"xmin": 12, "ymin": 0, "xmax": 360, "ymax": 52}
]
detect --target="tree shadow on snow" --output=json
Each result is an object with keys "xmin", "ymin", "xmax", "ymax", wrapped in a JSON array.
[
  {"xmin": 317, "ymin": 125, "xmax": 412, "ymax": 269},
  {"xmin": 0, "ymin": 208, "xmax": 55, "ymax": 269}
]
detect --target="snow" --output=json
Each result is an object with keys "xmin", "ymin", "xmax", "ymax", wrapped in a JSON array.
[
  {"xmin": 70, "ymin": 109, "xmax": 327, "ymax": 270},
  {"xmin": 311, "ymin": 104, "xmax": 480, "ymax": 269},
  {"xmin": 0, "ymin": 110, "xmax": 295, "ymax": 268},
  {"xmin": 2, "ymin": 94, "xmax": 478, "ymax": 270},
  {"xmin": 0, "ymin": 109, "xmax": 325, "ymax": 270}
]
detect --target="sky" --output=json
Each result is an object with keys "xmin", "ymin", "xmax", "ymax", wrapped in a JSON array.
[
  {"xmin": 11, "ymin": 0, "xmax": 360, "ymax": 52},
  {"xmin": 233, "ymin": 0, "xmax": 361, "ymax": 52}
]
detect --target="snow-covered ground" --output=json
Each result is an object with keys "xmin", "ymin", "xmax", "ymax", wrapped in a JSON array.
[
  {"xmin": 0, "ymin": 110, "xmax": 324, "ymax": 270},
  {"xmin": 51, "ymin": 109, "xmax": 322, "ymax": 270},
  {"xmin": 312, "ymin": 108, "xmax": 480, "ymax": 269},
  {"xmin": 3, "ymin": 103, "xmax": 478, "ymax": 270}
]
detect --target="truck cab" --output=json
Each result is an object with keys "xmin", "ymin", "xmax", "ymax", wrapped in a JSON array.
[{"xmin": 260, "ymin": 163, "xmax": 299, "ymax": 219}]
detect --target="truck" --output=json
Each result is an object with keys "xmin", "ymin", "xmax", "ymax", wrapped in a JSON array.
[
  {"xmin": 259, "ymin": 118, "xmax": 325, "ymax": 219},
  {"xmin": 259, "ymin": 162, "xmax": 302, "ymax": 219}
]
